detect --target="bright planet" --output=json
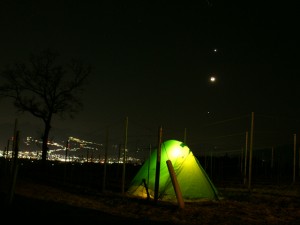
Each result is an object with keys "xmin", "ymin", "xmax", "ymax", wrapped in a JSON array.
[{"xmin": 210, "ymin": 76, "xmax": 216, "ymax": 82}]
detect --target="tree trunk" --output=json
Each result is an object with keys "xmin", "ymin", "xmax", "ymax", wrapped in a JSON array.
[{"xmin": 41, "ymin": 121, "xmax": 51, "ymax": 167}]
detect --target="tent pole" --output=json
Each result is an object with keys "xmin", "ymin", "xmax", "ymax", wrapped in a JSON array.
[{"xmin": 154, "ymin": 126, "xmax": 162, "ymax": 203}]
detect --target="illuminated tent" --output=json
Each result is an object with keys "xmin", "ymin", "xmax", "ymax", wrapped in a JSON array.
[{"xmin": 127, "ymin": 139, "xmax": 219, "ymax": 202}]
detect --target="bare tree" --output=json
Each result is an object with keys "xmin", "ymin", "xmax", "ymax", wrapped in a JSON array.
[{"xmin": 0, "ymin": 49, "xmax": 91, "ymax": 166}]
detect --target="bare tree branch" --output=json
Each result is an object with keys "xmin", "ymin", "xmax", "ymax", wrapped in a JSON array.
[{"xmin": 0, "ymin": 49, "xmax": 91, "ymax": 165}]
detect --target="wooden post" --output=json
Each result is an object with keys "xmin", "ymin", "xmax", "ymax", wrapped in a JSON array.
[
  {"xmin": 122, "ymin": 117, "xmax": 128, "ymax": 195},
  {"xmin": 102, "ymin": 127, "xmax": 109, "ymax": 192},
  {"xmin": 243, "ymin": 131, "xmax": 248, "ymax": 185},
  {"xmin": 11, "ymin": 118, "xmax": 18, "ymax": 159},
  {"xmin": 248, "ymin": 112, "xmax": 254, "ymax": 191},
  {"xmin": 154, "ymin": 126, "xmax": 162, "ymax": 202},
  {"xmin": 166, "ymin": 160, "xmax": 185, "ymax": 209},
  {"xmin": 8, "ymin": 130, "xmax": 20, "ymax": 205},
  {"xmin": 204, "ymin": 148, "xmax": 207, "ymax": 170},
  {"xmin": 299, "ymin": 147, "xmax": 300, "ymax": 179},
  {"xmin": 3, "ymin": 139, "xmax": 10, "ymax": 176},
  {"xmin": 63, "ymin": 139, "xmax": 69, "ymax": 184},
  {"xmin": 271, "ymin": 146, "xmax": 274, "ymax": 169},
  {"xmin": 6, "ymin": 139, "xmax": 10, "ymax": 158},
  {"xmin": 86, "ymin": 149, "xmax": 89, "ymax": 163},
  {"xmin": 147, "ymin": 144, "xmax": 152, "ymax": 186},
  {"xmin": 10, "ymin": 119, "xmax": 18, "ymax": 174},
  {"xmin": 116, "ymin": 144, "xmax": 121, "ymax": 179},
  {"xmin": 240, "ymin": 147, "xmax": 244, "ymax": 174},
  {"xmin": 210, "ymin": 149, "xmax": 213, "ymax": 179},
  {"xmin": 293, "ymin": 134, "xmax": 296, "ymax": 183},
  {"xmin": 65, "ymin": 139, "xmax": 69, "ymax": 162}
]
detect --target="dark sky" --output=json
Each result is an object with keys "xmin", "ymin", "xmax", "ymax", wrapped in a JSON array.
[{"xmin": 0, "ymin": 1, "xmax": 299, "ymax": 155}]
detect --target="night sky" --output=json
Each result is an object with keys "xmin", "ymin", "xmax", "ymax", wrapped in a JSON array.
[{"xmin": 0, "ymin": 1, "xmax": 299, "ymax": 155}]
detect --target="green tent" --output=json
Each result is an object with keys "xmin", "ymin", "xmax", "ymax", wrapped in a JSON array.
[{"xmin": 127, "ymin": 139, "xmax": 219, "ymax": 202}]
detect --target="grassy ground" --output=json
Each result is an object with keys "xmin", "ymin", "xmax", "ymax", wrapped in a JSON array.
[
  {"xmin": 1, "ymin": 159, "xmax": 300, "ymax": 224},
  {"xmin": 1, "ymin": 177, "xmax": 300, "ymax": 225}
]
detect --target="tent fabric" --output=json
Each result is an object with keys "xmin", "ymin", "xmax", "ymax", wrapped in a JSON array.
[{"xmin": 127, "ymin": 139, "xmax": 219, "ymax": 202}]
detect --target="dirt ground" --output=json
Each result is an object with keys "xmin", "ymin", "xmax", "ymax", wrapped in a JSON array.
[{"xmin": 1, "ymin": 178, "xmax": 300, "ymax": 225}]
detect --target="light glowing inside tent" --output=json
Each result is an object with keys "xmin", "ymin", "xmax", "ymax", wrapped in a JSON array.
[
  {"xmin": 168, "ymin": 145, "xmax": 189, "ymax": 160},
  {"xmin": 170, "ymin": 146, "xmax": 181, "ymax": 158}
]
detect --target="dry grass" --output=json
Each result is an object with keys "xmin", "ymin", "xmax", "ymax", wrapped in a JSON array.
[{"xmin": 11, "ymin": 179, "xmax": 300, "ymax": 225}]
